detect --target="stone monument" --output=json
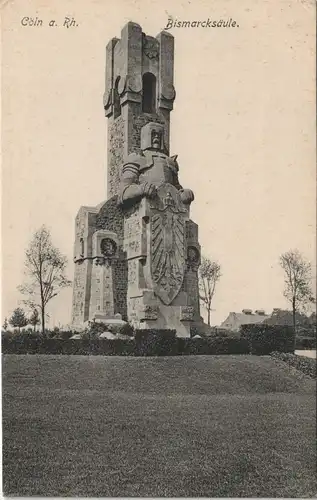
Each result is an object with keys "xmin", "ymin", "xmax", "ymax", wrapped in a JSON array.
[{"xmin": 71, "ymin": 22, "xmax": 202, "ymax": 337}]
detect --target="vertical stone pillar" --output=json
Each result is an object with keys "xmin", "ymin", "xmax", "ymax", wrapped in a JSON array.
[
  {"xmin": 90, "ymin": 259, "xmax": 115, "ymax": 321},
  {"xmin": 71, "ymin": 206, "xmax": 98, "ymax": 328},
  {"xmin": 156, "ymin": 31, "xmax": 175, "ymax": 112}
]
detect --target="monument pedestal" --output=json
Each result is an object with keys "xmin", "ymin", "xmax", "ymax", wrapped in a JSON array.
[{"xmin": 123, "ymin": 184, "xmax": 198, "ymax": 338}]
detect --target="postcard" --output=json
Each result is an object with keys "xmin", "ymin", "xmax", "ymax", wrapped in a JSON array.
[{"xmin": 1, "ymin": 0, "xmax": 316, "ymax": 497}]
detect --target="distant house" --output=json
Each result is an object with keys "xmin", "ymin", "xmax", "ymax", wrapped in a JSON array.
[{"xmin": 220, "ymin": 309, "xmax": 269, "ymax": 332}]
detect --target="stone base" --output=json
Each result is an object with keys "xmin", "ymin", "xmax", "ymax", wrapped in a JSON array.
[
  {"xmin": 128, "ymin": 290, "xmax": 192, "ymax": 338},
  {"xmin": 83, "ymin": 312, "xmax": 127, "ymax": 329},
  {"xmin": 138, "ymin": 303, "xmax": 191, "ymax": 338},
  {"xmin": 138, "ymin": 320, "xmax": 191, "ymax": 338}
]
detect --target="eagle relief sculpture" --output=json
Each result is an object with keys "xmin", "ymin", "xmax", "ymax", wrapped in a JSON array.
[{"xmin": 118, "ymin": 122, "xmax": 194, "ymax": 304}]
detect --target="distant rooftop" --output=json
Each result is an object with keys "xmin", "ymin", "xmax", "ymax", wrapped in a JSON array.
[{"xmin": 220, "ymin": 309, "xmax": 269, "ymax": 332}]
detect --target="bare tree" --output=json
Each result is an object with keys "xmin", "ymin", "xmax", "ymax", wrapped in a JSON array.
[
  {"xmin": 199, "ymin": 256, "xmax": 222, "ymax": 326},
  {"xmin": 18, "ymin": 226, "xmax": 72, "ymax": 334},
  {"xmin": 9, "ymin": 307, "xmax": 29, "ymax": 332},
  {"xmin": 279, "ymin": 249, "xmax": 315, "ymax": 338}
]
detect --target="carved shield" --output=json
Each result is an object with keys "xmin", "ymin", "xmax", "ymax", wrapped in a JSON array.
[{"xmin": 150, "ymin": 209, "xmax": 186, "ymax": 305}]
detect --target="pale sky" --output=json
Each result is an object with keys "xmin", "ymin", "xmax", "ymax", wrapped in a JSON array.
[{"xmin": 1, "ymin": 0, "xmax": 316, "ymax": 328}]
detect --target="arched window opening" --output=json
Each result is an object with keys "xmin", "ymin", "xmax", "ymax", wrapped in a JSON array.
[
  {"xmin": 113, "ymin": 77, "xmax": 121, "ymax": 119},
  {"xmin": 142, "ymin": 72, "xmax": 156, "ymax": 114}
]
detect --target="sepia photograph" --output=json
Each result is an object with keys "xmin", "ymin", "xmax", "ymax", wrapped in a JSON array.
[{"xmin": 1, "ymin": 0, "xmax": 316, "ymax": 497}]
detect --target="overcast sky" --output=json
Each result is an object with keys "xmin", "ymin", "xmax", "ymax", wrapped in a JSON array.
[{"xmin": 2, "ymin": 0, "xmax": 316, "ymax": 327}]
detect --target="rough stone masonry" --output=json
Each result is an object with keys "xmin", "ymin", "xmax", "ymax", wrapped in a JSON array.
[{"xmin": 71, "ymin": 21, "xmax": 203, "ymax": 337}]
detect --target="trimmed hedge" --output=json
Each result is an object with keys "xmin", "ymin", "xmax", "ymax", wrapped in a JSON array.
[
  {"xmin": 134, "ymin": 330, "xmax": 250, "ymax": 356},
  {"xmin": 240, "ymin": 324, "xmax": 295, "ymax": 355},
  {"xmin": 295, "ymin": 337, "xmax": 316, "ymax": 350},
  {"xmin": 176, "ymin": 337, "xmax": 249, "ymax": 356},
  {"xmin": 271, "ymin": 351, "xmax": 316, "ymax": 379},
  {"xmin": 1, "ymin": 337, "xmax": 135, "ymax": 356},
  {"xmin": 2, "ymin": 331, "xmax": 250, "ymax": 356},
  {"xmin": 7, "ymin": 325, "xmax": 313, "ymax": 357},
  {"xmin": 135, "ymin": 329, "xmax": 177, "ymax": 356}
]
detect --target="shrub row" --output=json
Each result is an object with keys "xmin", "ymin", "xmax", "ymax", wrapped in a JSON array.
[
  {"xmin": 2, "ymin": 330, "xmax": 250, "ymax": 356},
  {"xmin": 134, "ymin": 330, "xmax": 250, "ymax": 356},
  {"xmin": 295, "ymin": 337, "xmax": 316, "ymax": 350},
  {"xmin": 5, "ymin": 327, "xmax": 311, "ymax": 356},
  {"xmin": 240, "ymin": 324, "xmax": 295, "ymax": 355},
  {"xmin": 1, "ymin": 330, "xmax": 76, "ymax": 340},
  {"xmin": 271, "ymin": 351, "xmax": 316, "ymax": 379},
  {"xmin": 1, "ymin": 337, "xmax": 135, "ymax": 356}
]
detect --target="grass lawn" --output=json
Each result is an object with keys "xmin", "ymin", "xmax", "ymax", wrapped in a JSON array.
[{"xmin": 2, "ymin": 354, "xmax": 316, "ymax": 497}]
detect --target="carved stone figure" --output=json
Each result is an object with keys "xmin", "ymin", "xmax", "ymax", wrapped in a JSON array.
[
  {"xmin": 149, "ymin": 185, "xmax": 187, "ymax": 305},
  {"xmin": 118, "ymin": 122, "xmax": 194, "ymax": 208}
]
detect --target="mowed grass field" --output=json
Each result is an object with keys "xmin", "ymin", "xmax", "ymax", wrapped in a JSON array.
[{"xmin": 2, "ymin": 354, "xmax": 316, "ymax": 497}]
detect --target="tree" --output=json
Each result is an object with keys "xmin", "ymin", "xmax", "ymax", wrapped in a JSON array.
[
  {"xmin": 29, "ymin": 309, "xmax": 40, "ymax": 332},
  {"xmin": 199, "ymin": 257, "xmax": 222, "ymax": 326},
  {"xmin": 2, "ymin": 317, "xmax": 8, "ymax": 331},
  {"xmin": 9, "ymin": 307, "xmax": 29, "ymax": 332},
  {"xmin": 265, "ymin": 308, "xmax": 310, "ymax": 327},
  {"xmin": 279, "ymin": 249, "xmax": 315, "ymax": 339},
  {"xmin": 18, "ymin": 226, "xmax": 72, "ymax": 334}
]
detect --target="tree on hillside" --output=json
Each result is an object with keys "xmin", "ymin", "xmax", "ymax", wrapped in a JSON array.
[
  {"xmin": 199, "ymin": 257, "xmax": 222, "ymax": 326},
  {"xmin": 29, "ymin": 309, "xmax": 40, "ymax": 332},
  {"xmin": 9, "ymin": 307, "xmax": 29, "ymax": 332},
  {"xmin": 279, "ymin": 249, "xmax": 315, "ymax": 337},
  {"xmin": 18, "ymin": 226, "xmax": 72, "ymax": 334}
]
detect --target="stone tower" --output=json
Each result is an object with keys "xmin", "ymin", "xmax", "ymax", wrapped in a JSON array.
[
  {"xmin": 104, "ymin": 22, "xmax": 175, "ymax": 199},
  {"xmin": 71, "ymin": 22, "xmax": 202, "ymax": 336}
]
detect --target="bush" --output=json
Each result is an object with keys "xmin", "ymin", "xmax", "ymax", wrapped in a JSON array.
[
  {"xmin": 1, "ymin": 336, "xmax": 135, "ymax": 356},
  {"xmin": 118, "ymin": 323, "xmax": 134, "ymax": 337},
  {"xmin": 2, "ymin": 330, "xmax": 40, "ymax": 342},
  {"xmin": 86, "ymin": 321, "xmax": 135, "ymax": 337},
  {"xmin": 271, "ymin": 351, "xmax": 316, "ymax": 379},
  {"xmin": 133, "ymin": 332, "xmax": 249, "ymax": 357},
  {"xmin": 176, "ymin": 337, "xmax": 249, "ymax": 355},
  {"xmin": 240, "ymin": 324, "xmax": 294, "ymax": 355},
  {"xmin": 1, "ymin": 330, "xmax": 249, "ymax": 356},
  {"xmin": 87, "ymin": 322, "xmax": 109, "ymax": 337},
  {"xmin": 295, "ymin": 337, "xmax": 316, "ymax": 350},
  {"xmin": 53, "ymin": 330, "xmax": 74, "ymax": 340},
  {"xmin": 189, "ymin": 325, "xmax": 200, "ymax": 338},
  {"xmin": 135, "ymin": 329, "xmax": 177, "ymax": 356},
  {"xmin": 297, "ymin": 326, "xmax": 316, "ymax": 338}
]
